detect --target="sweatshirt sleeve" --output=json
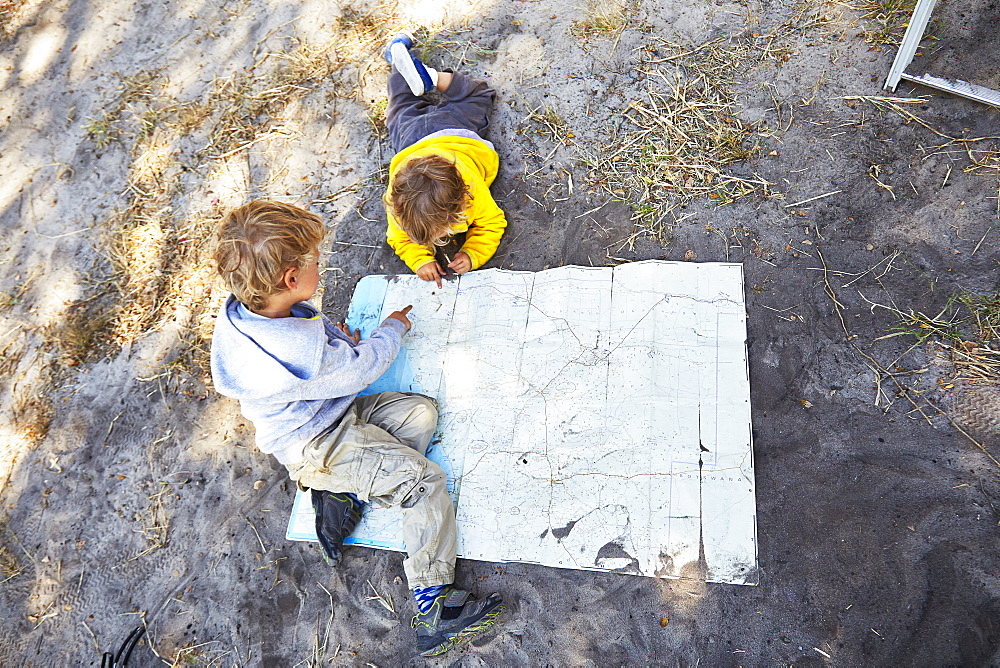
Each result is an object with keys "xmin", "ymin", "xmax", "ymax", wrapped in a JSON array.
[
  {"xmin": 285, "ymin": 318, "xmax": 408, "ymax": 402},
  {"xmin": 460, "ymin": 176, "xmax": 507, "ymax": 270},
  {"xmin": 386, "ymin": 211, "xmax": 437, "ymax": 272}
]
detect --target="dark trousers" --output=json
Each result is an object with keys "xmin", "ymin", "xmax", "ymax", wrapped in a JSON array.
[{"xmin": 387, "ymin": 69, "xmax": 496, "ymax": 153}]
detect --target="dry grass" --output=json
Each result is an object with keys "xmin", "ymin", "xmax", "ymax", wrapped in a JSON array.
[
  {"xmin": 525, "ymin": 11, "xmax": 846, "ymax": 239},
  {"xmin": 10, "ymin": 381, "xmax": 54, "ymax": 445},
  {"xmin": 852, "ymin": 0, "xmax": 917, "ymax": 45},
  {"xmin": 63, "ymin": 12, "xmax": 407, "ymax": 386},
  {"xmin": 525, "ymin": 104, "xmax": 574, "ymax": 144},
  {"xmin": 83, "ymin": 113, "xmax": 118, "ymax": 149},
  {"xmin": 888, "ymin": 292, "xmax": 1000, "ymax": 346},
  {"xmin": 828, "ymin": 243, "xmax": 999, "ymax": 379},
  {"xmin": 845, "ymin": 96, "xmax": 1000, "ymax": 212},
  {"xmin": 84, "ymin": 70, "xmax": 163, "ymax": 150},
  {"xmin": 0, "ymin": 520, "xmax": 23, "ymax": 585},
  {"xmin": 52, "ymin": 293, "xmax": 117, "ymax": 364},
  {"xmin": 0, "ymin": 269, "xmax": 36, "ymax": 312},
  {"xmin": 577, "ymin": 36, "xmax": 777, "ymax": 240},
  {"xmin": 0, "ymin": 0, "xmax": 28, "ymax": 41},
  {"xmin": 573, "ymin": 0, "xmax": 628, "ymax": 37},
  {"xmin": 816, "ymin": 249, "xmax": 1000, "ymax": 468},
  {"xmin": 167, "ymin": 640, "xmax": 229, "ymax": 667},
  {"xmin": 881, "ymin": 289, "xmax": 1000, "ymax": 384},
  {"xmin": 198, "ymin": 6, "xmax": 398, "ymax": 160},
  {"xmin": 133, "ymin": 480, "xmax": 174, "ymax": 556},
  {"xmin": 419, "ymin": 27, "xmax": 498, "ymax": 69},
  {"xmin": 769, "ymin": 0, "xmax": 850, "ymax": 42},
  {"xmin": 854, "ymin": 282, "xmax": 1000, "ymax": 463},
  {"xmin": 0, "ymin": 542, "xmax": 20, "ymax": 584},
  {"xmin": 0, "ymin": 333, "xmax": 26, "ymax": 379},
  {"xmin": 367, "ymin": 97, "xmax": 389, "ymax": 142},
  {"xmin": 201, "ymin": 12, "xmax": 396, "ymax": 151}
]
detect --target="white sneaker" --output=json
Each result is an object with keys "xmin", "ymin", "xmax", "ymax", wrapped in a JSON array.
[{"xmin": 385, "ymin": 32, "xmax": 437, "ymax": 96}]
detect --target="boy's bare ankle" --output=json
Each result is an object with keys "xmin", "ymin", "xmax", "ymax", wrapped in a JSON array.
[{"xmin": 436, "ymin": 72, "xmax": 453, "ymax": 92}]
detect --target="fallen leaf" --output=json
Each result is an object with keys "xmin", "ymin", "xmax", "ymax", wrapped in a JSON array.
[{"xmin": 800, "ymin": 399, "xmax": 814, "ymax": 408}]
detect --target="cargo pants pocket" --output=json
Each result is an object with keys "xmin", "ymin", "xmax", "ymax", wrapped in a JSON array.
[{"xmin": 358, "ymin": 450, "xmax": 426, "ymax": 509}]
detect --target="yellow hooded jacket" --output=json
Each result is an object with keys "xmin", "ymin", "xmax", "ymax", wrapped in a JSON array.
[{"xmin": 385, "ymin": 135, "xmax": 507, "ymax": 272}]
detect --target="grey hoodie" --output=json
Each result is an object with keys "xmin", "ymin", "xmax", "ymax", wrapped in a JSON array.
[{"xmin": 210, "ymin": 295, "xmax": 407, "ymax": 465}]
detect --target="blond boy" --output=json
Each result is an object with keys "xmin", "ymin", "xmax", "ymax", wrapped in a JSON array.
[{"xmin": 209, "ymin": 200, "xmax": 503, "ymax": 656}]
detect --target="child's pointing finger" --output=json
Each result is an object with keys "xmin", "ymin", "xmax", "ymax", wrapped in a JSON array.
[
  {"xmin": 386, "ymin": 305, "xmax": 413, "ymax": 331},
  {"xmin": 416, "ymin": 261, "xmax": 445, "ymax": 288}
]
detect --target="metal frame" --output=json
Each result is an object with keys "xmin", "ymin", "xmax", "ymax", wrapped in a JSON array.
[{"xmin": 884, "ymin": 0, "xmax": 1000, "ymax": 108}]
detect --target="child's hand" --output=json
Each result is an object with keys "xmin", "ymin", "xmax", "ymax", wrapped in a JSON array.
[
  {"xmin": 448, "ymin": 251, "xmax": 472, "ymax": 275},
  {"xmin": 416, "ymin": 261, "xmax": 445, "ymax": 288},
  {"xmin": 386, "ymin": 305, "xmax": 413, "ymax": 332},
  {"xmin": 335, "ymin": 322, "xmax": 361, "ymax": 344}
]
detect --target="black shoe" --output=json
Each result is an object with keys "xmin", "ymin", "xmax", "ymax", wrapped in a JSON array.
[
  {"xmin": 310, "ymin": 489, "xmax": 364, "ymax": 566},
  {"xmin": 411, "ymin": 587, "xmax": 504, "ymax": 657}
]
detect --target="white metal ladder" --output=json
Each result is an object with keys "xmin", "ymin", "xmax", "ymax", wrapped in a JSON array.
[{"xmin": 884, "ymin": 0, "xmax": 1000, "ymax": 108}]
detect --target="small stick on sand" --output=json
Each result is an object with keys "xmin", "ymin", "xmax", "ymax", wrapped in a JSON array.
[
  {"xmin": 783, "ymin": 190, "xmax": 841, "ymax": 208},
  {"xmin": 244, "ymin": 514, "xmax": 267, "ymax": 553},
  {"xmin": 81, "ymin": 620, "xmax": 99, "ymax": 653},
  {"xmin": 5, "ymin": 527, "xmax": 37, "ymax": 565},
  {"xmin": 971, "ymin": 226, "xmax": 992, "ymax": 256},
  {"xmin": 365, "ymin": 580, "xmax": 395, "ymax": 613}
]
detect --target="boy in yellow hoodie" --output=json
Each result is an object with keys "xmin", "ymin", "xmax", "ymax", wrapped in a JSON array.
[{"xmin": 383, "ymin": 32, "xmax": 506, "ymax": 288}]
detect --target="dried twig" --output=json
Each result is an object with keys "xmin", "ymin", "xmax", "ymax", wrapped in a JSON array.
[
  {"xmin": 364, "ymin": 580, "xmax": 395, "ymax": 613},
  {"xmin": 567, "ymin": 34, "xmax": 791, "ymax": 241},
  {"xmin": 244, "ymin": 514, "xmax": 267, "ymax": 553},
  {"xmin": 817, "ymin": 247, "xmax": 1000, "ymax": 468}
]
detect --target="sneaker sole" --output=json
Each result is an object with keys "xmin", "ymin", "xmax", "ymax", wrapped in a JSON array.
[
  {"xmin": 389, "ymin": 42, "xmax": 427, "ymax": 96},
  {"xmin": 418, "ymin": 601, "xmax": 506, "ymax": 657},
  {"xmin": 383, "ymin": 31, "xmax": 413, "ymax": 63}
]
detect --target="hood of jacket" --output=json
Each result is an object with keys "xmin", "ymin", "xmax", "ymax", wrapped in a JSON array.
[{"xmin": 211, "ymin": 295, "xmax": 329, "ymax": 401}]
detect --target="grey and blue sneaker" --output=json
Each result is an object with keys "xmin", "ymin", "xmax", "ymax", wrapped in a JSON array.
[
  {"xmin": 411, "ymin": 587, "xmax": 505, "ymax": 657},
  {"xmin": 385, "ymin": 31, "xmax": 436, "ymax": 96}
]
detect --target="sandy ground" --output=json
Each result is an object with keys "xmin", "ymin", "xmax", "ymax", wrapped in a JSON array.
[{"xmin": 1, "ymin": 0, "xmax": 999, "ymax": 665}]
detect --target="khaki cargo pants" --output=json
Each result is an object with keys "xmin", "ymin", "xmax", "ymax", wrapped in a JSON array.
[{"xmin": 286, "ymin": 391, "xmax": 456, "ymax": 589}]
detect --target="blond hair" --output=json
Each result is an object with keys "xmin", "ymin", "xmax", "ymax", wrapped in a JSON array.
[
  {"xmin": 386, "ymin": 154, "xmax": 469, "ymax": 247},
  {"xmin": 213, "ymin": 200, "xmax": 325, "ymax": 312}
]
